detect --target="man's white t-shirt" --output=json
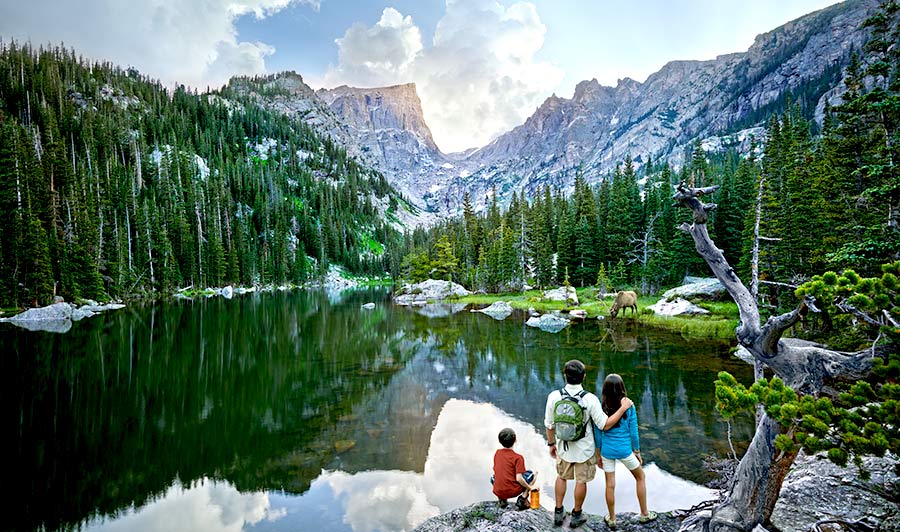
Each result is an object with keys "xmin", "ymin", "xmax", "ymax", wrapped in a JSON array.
[{"xmin": 544, "ymin": 383, "xmax": 608, "ymax": 463}]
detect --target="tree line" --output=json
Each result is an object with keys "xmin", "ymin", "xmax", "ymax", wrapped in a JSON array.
[{"xmin": 0, "ymin": 42, "xmax": 405, "ymax": 308}]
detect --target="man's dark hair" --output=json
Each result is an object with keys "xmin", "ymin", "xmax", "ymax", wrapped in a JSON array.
[
  {"xmin": 564, "ymin": 359, "xmax": 586, "ymax": 384},
  {"xmin": 498, "ymin": 427, "xmax": 516, "ymax": 448}
]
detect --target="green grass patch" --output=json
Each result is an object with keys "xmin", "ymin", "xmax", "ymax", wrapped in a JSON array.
[
  {"xmin": 361, "ymin": 235, "xmax": 385, "ymax": 255},
  {"xmin": 455, "ymin": 287, "xmax": 739, "ymax": 340}
]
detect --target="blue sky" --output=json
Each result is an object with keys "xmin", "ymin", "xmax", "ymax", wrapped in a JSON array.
[{"xmin": 0, "ymin": 0, "xmax": 843, "ymax": 151}]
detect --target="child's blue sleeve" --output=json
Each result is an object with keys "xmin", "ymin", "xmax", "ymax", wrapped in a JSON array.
[{"xmin": 629, "ymin": 405, "xmax": 640, "ymax": 451}]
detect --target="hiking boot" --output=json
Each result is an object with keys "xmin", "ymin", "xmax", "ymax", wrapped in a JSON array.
[
  {"xmin": 638, "ymin": 511, "xmax": 658, "ymax": 524},
  {"xmin": 554, "ymin": 507, "xmax": 566, "ymax": 526},
  {"xmin": 569, "ymin": 511, "xmax": 587, "ymax": 528},
  {"xmin": 498, "ymin": 499, "xmax": 508, "ymax": 509}
]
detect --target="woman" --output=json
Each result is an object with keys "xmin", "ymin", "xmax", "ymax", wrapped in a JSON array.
[{"xmin": 594, "ymin": 373, "xmax": 656, "ymax": 527}]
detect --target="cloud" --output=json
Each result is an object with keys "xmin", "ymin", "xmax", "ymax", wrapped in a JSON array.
[
  {"xmin": 323, "ymin": 0, "xmax": 564, "ymax": 153},
  {"xmin": 0, "ymin": 0, "xmax": 317, "ymax": 89}
]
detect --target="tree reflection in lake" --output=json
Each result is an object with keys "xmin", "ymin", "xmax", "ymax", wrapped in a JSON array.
[{"xmin": 2, "ymin": 290, "xmax": 753, "ymax": 532}]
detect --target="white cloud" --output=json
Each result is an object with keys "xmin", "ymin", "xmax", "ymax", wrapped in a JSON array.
[
  {"xmin": 0, "ymin": 0, "xmax": 316, "ymax": 89},
  {"xmin": 324, "ymin": 0, "xmax": 564, "ymax": 153}
]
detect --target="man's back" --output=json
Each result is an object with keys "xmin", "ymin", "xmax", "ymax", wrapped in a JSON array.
[{"xmin": 545, "ymin": 383, "xmax": 607, "ymax": 463}]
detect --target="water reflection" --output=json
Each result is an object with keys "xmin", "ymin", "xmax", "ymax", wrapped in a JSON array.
[
  {"xmin": 85, "ymin": 479, "xmax": 286, "ymax": 532},
  {"xmin": 1, "ymin": 289, "xmax": 752, "ymax": 532}
]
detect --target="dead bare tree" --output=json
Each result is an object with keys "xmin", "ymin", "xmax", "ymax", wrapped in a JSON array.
[{"xmin": 672, "ymin": 181, "xmax": 874, "ymax": 532}]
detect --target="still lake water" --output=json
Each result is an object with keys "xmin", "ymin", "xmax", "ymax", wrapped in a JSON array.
[{"xmin": 3, "ymin": 289, "xmax": 754, "ymax": 532}]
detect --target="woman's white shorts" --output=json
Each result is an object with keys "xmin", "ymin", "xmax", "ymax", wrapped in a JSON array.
[{"xmin": 600, "ymin": 453, "xmax": 641, "ymax": 473}]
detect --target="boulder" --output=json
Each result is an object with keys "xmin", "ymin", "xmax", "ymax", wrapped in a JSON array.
[
  {"xmin": 8, "ymin": 302, "xmax": 73, "ymax": 321},
  {"xmin": 648, "ymin": 298, "xmax": 709, "ymax": 316},
  {"xmin": 662, "ymin": 277, "xmax": 727, "ymax": 301},
  {"xmin": 543, "ymin": 286, "xmax": 578, "ymax": 305},
  {"xmin": 528, "ymin": 307, "xmax": 539, "ymax": 317},
  {"xmin": 569, "ymin": 309, "xmax": 587, "ymax": 319},
  {"xmin": 220, "ymin": 285, "xmax": 234, "ymax": 299},
  {"xmin": 361, "ymin": 302, "xmax": 376, "ymax": 309},
  {"xmin": 412, "ymin": 500, "xmax": 680, "ymax": 532},
  {"xmin": 769, "ymin": 452, "xmax": 899, "ymax": 531},
  {"xmin": 394, "ymin": 279, "xmax": 471, "ymax": 305},
  {"xmin": 525, "ymin": 313, "xmax": 569, "ymax": 333},
  {"xmin": 474, "ymin": 301, "xmax": 513, "ymax": 320},
  {"xmin": 71, "ymin": 307, "xmax": 95, "ymax": 321}
]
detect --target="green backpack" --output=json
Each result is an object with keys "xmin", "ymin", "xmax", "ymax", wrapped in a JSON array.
[{"xmin": 553, "ymin": 389, "xmax": 589, "ymax": 441}]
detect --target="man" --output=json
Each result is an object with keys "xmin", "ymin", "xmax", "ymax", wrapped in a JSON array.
[{"xmin": 545, "ymin": 360, "xmax": 632, "ymax": 528}]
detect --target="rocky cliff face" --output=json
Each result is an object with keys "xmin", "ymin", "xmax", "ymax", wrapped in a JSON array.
[
  {"xmin": 457, "ymin": 0, "xmax": 877, "ymax": 209},
  {"xmin": 316, "ymin": 84, "xmax": 460, "ymax": 213},
  {"xmin": 229, "ymin": 0, "xmax": 878, "ymax": 222}
]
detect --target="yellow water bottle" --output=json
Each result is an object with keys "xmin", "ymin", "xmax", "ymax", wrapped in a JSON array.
[{"xmin": 529, "ymin": 489, "xmax": 540, "ymax": 509}]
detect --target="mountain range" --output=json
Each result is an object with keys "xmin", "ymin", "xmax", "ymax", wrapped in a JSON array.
[{"xmin": 225, "ymin": 0, "xmax": 878, "ymax": 221}]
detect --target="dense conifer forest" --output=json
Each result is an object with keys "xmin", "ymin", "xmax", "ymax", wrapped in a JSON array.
[{"xmin": 0, "ymin": 42, "xmax": 406, "ymax": 308}]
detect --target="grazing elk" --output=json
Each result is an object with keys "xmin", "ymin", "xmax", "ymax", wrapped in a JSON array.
[{"xmin": 609, "ymin": 290, "xmax": 638, "ymax": 318}]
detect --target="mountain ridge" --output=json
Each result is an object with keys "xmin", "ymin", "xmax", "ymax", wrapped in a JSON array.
[{"xmin": 227, "ymin": 0, "xmax": 878, "ymax": 219}]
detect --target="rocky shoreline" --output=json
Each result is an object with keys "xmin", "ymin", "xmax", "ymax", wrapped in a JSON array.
[
  {"xmin": 413, "ymin": 452, "xmax": 899, "ymax": 532},
  {"xmin": 0, "ymin": 267, "xmax": 385, "ymax": 333}
]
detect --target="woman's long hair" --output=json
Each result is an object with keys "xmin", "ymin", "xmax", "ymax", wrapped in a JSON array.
[{"xmin": 601, "ymin": 374, "xmax": 628, "ymax": 427}]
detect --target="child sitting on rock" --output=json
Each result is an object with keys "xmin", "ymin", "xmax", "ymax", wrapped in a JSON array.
[{"xmin": 491, "ymin": 427, "xmax": 537, "ymax": 508}]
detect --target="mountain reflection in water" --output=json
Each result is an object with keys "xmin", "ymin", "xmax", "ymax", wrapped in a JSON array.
[{"xmin": 2, "ymin": 289, "xmax": 753, "ymax": 532}]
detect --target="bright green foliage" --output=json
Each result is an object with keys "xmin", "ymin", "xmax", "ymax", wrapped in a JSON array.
[
  {"xmin": 716, "ymin": 372, "xmax": 899, "ymax": 476},
  {"xmin": 795, "ymin": 261, "xmax": 900, "ymax": 347},
  {"xmin": 430, "ymin": 235, "xmax": 458, "ymax": 281}
]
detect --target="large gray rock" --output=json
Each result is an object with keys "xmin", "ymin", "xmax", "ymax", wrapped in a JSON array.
[
  {"xmin": 7, "ymin": 302, "xmax": 73, "ymax": 321},
  {"xmin": 413, "ymin": 501, "xmax": 679, "ymax": 532},
  {"xmin": 0, "ymin": 300, "xmax": 126, "ymax": 333},
  {"xmin": 474, "ymin": 301, "xmax": 513, "ymax": 320},
  {"xmin": 525, "ymin": 313, "xmax": 569, "ymax": 333},
  {"xmin": 543, "ymin": 286, "xmax": 578, "ymax": 305},
  {"xmin": 662, "ymin": 277, "xmax": 727, "ymax": 301},
  {"xmin": 394, "ymin": 279, "xmax": 471, "ymax": 305},
  {"xmin": 769, "ymin": 452, "xmax": 899, "ymax": 531},
  {"xmin": 648, "ymin": 298, "xmax": 710, "ymax": 317}
]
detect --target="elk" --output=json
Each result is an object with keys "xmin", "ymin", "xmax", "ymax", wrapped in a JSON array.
[{"xmin": 609, "ymin": 290, "xmax": 638, "ymax": 318}]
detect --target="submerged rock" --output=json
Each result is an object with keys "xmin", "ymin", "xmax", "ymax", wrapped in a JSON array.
[
  {"xmin": 526, "ymin": 313, "xmax": 569, "ymax": 333},
  {"xmin": 412, "ymin": 501, "xmax": 679, "ymax": 532},
  {"xmin": 543, "ymin": 286, "xmax": 578, "ymax": 305},
  {"xmin": 474, "ymin": 301, "xmax": 513, "ymax": 320},
  {"xmin": 569, "ymin": 309, "xmax": 587, "ymax": 319},
  {"xmin": 662, "ymin": 277, "xmax": 726, "ymax": 301},
  {"xmin": 361, "ymin": 302, "xmax": 376, "ymax": 309},
  {"xmin": 648, "ymin": 298, "xmax": 709, "ymax": 317},
  {"xmin": 220, "ymin": 285, "xmax": 234, "ymax": 299}
]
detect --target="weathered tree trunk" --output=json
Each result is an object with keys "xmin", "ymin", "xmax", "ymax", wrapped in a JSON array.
[{"xmin": 672, "ymin": 182, "xmax": 874, "ymax": 531}]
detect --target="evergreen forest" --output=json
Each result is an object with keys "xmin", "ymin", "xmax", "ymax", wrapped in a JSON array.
[{"xmin": 0, "ymin": 42, "xmax": 406, "ymax": 309}]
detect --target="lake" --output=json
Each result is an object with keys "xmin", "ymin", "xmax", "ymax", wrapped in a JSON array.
[{"xmin": 2, "ymin": 289, "xmax": 754, "ymax": 532}]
